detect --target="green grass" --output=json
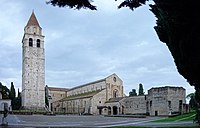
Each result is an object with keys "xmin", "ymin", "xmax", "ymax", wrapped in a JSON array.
[
  {"xmin": 152, "ymin": 111, "xmax": 196, "ymax": 122},
  {"xmin": 112, "ymin": 126, "xmax": 150, "ymax": 128},
  {"xmin": 112, "ymin": 126, "xmax": 200, "ymax": 128}
]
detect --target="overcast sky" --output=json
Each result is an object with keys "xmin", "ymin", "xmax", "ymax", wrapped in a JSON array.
[{"xmin": 0, "ymin": 0, "xmax": 195, "ymax": 96}]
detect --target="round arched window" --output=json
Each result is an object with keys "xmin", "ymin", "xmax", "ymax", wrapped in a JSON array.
[
  {"xmin": 29, "ymin": 38, "xmax": 33, "ymax": 47},
  {"xmin": 37, "ymin": 39, "xmax": 40, "ymax": 48}
]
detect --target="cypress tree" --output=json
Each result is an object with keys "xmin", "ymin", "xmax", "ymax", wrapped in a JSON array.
[
  {"xmin": 9, "ymin": 82, "xmax": 16, "ymax": 100},
  {"xmin": 138, "ymin": 83, "xmax": 144, "ymax": 96}
]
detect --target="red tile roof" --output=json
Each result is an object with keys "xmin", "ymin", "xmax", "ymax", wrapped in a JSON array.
[
  {"xmin": 48, "ymin": 87, "xmax": 69, "ymax": 92},
  {"xmin": 26, "ymin": 11, "xmax": 40, "ymax": 27}
]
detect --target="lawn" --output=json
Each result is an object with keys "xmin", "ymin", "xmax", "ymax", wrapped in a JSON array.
[
  {"xmin": 152, "ymin": 111, "xmax": 196, "ymax": 122},
  {"xmin": 112, "ymin": 126, "xmax": 200, "ymax": 128},
  {"xmin": 112, "ymin": 111, "xmax": 198, "ymax": 128}
]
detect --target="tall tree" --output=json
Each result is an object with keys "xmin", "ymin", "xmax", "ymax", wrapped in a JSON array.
[
  {"xmin": 14, "ymin": 88, "xmax": 22, "ymax": 110},
  {"xmin": 129, "ymin": 89, "xmax": 137, "ymax": 96},
  {"xmin": 138, "ymin": 83, "xmax": 144, "ymax": 95},
  {"xmin": 17, "ymin": 88, "xmax": 21, "ymax": 98},
  {"xmin": 9, "ymin": 82, "xmax": 16, "ymax": 100},
  {"xmin": 9, "ymin": 82, "xmax": 17, "ymax": 110}
]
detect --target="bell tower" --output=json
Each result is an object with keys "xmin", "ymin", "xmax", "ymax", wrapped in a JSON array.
[{"xmin": 21, "ymin": 11, "xmax": 45, "ymax": 110}]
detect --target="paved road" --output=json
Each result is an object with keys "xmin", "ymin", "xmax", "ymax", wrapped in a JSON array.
[{"xmin": 0, "ymin": 114, "xmax": 198, "ymax": 128}]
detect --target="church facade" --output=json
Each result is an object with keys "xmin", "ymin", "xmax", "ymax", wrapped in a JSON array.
[
  {"xmin": 49, "ymin": 73, "xmax": 124, "ymax": 115},
  {"xmin": 21, "ymin": 12, "xmax": 45, "ymax": 110}
]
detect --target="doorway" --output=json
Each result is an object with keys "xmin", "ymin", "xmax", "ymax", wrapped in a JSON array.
[
  {"xmin": 155, "ymin": 111, "xmax": 158, "ymax": 116},
  {"xmin": 113, "ymin": 106, "xmax": 118, "ymax": 115},
  {"xmin": 99, "ymin": 109, "xmax": 102, "ymax": 115}
]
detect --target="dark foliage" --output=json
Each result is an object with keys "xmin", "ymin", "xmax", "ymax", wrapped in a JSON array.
[
  {"xmin": 9, "ymin": 82, "xmax": 16, "ymax": 100},
  {"xmin": 118, "ymin": 0, "xmax": 149, "ymax": 10},
  {"xmin": 47, "ymin": 0, "xmax": 97, "ymax": 10},
  {"xmin": 129, "ymin": 89, "xmax": 137, "ymax": 96},
  {"xmin": 11, "ymin": 88, "xmax": 22, "ymax": 110},
  {"xmin": 150, "ymin": 0, "xmax": 200, "ymax": 88},
  {"xmin": 189, "ymin": 95, "xmax": 197, "ymax": 110},
  {"xmin": 9, "ymin": 82, "xmax": 17, "ymax": 109},
  {"xmin": 15, "ymin": 88, "xmax": 22, "ymax": 110},
  {"xmin": 0, "ymin": 82, "xmax": 9, "ymax": 99},
  {"xmin": 138, "ymin": 83, "xmax": 144, "ymax": 95},
  {"xmin": 14, "ymin": 97, "xmax": 21, "ymax": 110}
]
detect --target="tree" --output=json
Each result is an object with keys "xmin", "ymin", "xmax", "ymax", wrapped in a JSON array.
[
  {"xmin": 9, "ymin": 82, "xmax": 16, "ymax": 109},
  {"xmin": 46, "ymin": 0, "xmax": 200, "ymax": 123},
  {"xmin": 186, "ymin": 93, "xmax": 197, "ymax": 110},
  {"xmin": 9, "ymin": 82, "xmax": 16, "ymax": 100},
  {"xmin": 0, "ymin": 82, "xmax": 9, "ymax": 99},
  {"xmin": 14, "ymin": 88, "xmax": 22, "ymax": 110},
  {"xmin": 46, "ymin": 0, "xmax": 97, "ymax": 10},
  {"xmin": 186, "ymin": 93, "xmax": 195, "ymax": 100},
  {"xmin": 189, "ymin": 95, "xmax": 197, "ymax": 110},
  {"xmin": 138, "ymin": 83, "xmax": 144, "ymax": 95},
  {"xmin": 129, "ymin": 89, "xmax": 137, "ymax": 96},
  {"xmin": 45, "ymin": 85, "xmax": 49, "ymax": 108}
]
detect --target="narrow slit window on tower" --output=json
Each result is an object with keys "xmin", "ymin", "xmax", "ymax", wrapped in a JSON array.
[
  {"xmin": 29, "ymin": 38, "xmax": 33, "ymax": 47},
  {"xmin": 37, "ymin": 39, "xmax": 40, "ymax": 48}
]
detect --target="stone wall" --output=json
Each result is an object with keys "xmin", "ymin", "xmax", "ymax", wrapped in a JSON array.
[
  {"xmin": 121, "ymin": 96, "xmax": 147, "ymax": 115},
  {"xmin": 147, "ymin": 86, "xmax": 186, "ymax": 116},
  {"xmin": 0, "ymin": 99, "xmax": 11, "ymax": 111},
  {"xmin": 91, "ymin": 89, "xmax": 107, "ymax": 115}
]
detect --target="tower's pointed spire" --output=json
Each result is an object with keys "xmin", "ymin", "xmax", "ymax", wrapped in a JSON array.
[{"xmin": 26, "ymin": 11, "xmax": 41, "ymax": 27}]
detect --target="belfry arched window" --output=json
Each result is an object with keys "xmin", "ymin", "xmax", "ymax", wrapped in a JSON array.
[
  {"xmin": 37, "ymin": 39, "xmax": 40, "ymax": 48},
  {"xmin": 29, "ymin": 38, "xmax": 33, "ymax": 47}
]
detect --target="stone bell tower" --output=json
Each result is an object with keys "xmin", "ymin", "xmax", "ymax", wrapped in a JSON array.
[{"xmin": 21, "ymin": 12, "xmax": 45, "ymax": 110}]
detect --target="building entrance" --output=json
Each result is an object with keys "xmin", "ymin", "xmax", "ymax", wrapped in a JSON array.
[{"xmin": 113, "ymin": 106, "xmax": 118, "ymax": 115}]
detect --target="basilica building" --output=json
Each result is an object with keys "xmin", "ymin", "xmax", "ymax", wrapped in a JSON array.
[
  {"xmin": 47, "ymin": 74, "xmax": 188, "ymax": 116},
  {"xmin": 48, "ymin": 73, "xmax": 124, "ymax": 115}
]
